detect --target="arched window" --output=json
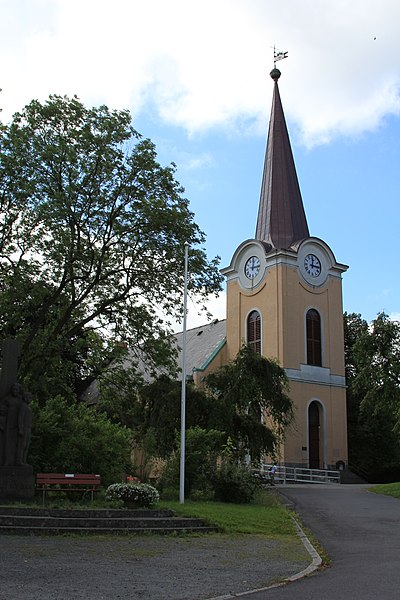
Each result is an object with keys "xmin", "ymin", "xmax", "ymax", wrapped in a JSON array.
[
  {"xmin": 306, "ymin": 309, "xmax": 322, "ymax": 366},
  {"xmin": 247, "ymin": 310, "xmax": 261, "ymax": 354}
]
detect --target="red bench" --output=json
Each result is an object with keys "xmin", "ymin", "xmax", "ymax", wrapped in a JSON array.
[{"xmin": 36, "ymin": 473, "xmax": 101, "ymax": 505}]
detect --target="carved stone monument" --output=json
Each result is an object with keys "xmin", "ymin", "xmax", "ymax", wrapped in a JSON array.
[{"xmin": 0, "ymin": 339, "xmax": 35, "ymax": 501}]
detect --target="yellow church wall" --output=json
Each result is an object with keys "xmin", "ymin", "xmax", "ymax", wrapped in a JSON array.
[
  {"xmin": 280, "ymin": 380, "xmax": 348, "ymax": 468},
  {"xmin": 225, "ymin": 280, "xmax": 241, "ymax": 362},
  {"xmin": 278, "ymin": 265, "xmax": 346, "ymax": 376},
  {"xmin": 226, "ymin": 265, "xmax": 346, "ymax": 377},
  {"xmin": 225, "ymin": 274, "xmax": 280, "ymax": 362},
  {"xmin": 224, "ymin": 258, "xmax": 348, "ymax": 469}
]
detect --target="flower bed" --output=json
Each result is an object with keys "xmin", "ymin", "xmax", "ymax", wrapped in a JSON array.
[{"xmin": 105, "ymin": 483, "xmax": 160, "ymax": 508}]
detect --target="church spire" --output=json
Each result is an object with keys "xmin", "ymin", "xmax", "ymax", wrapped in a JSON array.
[{"xmin": 255, "ymin": 68, "xmax": 309, "ymax": 250}]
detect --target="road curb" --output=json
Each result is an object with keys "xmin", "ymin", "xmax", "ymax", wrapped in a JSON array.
[
  {"xmin": 286, "ymin": 518, "xmax": 322, "ymax": 580},
  {"xmin": 207, "ymin": 517, "xmax": 322, "ymax": 599}
]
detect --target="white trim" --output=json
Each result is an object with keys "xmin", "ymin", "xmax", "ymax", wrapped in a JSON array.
[
  {"xmin": 285, "ymin": 365, "xmax": 346, "ymax": 388},
  {"xmin": 297, "ymin": 237, "xmax": 348, "ymax": 288},
  {"xmin": 221, "ymin": 239, "xmax": 268, "ymax": 291}
]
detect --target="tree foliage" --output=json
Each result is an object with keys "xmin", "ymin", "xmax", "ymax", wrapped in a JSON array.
[
  {"xmin": 0, "ymin": 95, "xmax": 222, "ymax": 399},
  {"xmin": 158, "ymin": 426, "xmax": 225, "ymax": 497},
  {"xmin": 99, "ymin": 375, "xmax": 217, "ymax": 459},
  {"xmin": 117, "ymin": 346, "xmax": 293, "ymax": 464},
  {"xmin": 205, "ymin": 345, "xmax": 293, "ymax": 460},
  {"xmin": 344, "ymin": 312, "xmax": 400, "ymax": 477},
  {"xmin": 29, "ymin": 396, "xmax": 132, "ymax": 486},
  {"xmin": 0, "ymin": 95, "xmax": 222, "ymax": 481}
]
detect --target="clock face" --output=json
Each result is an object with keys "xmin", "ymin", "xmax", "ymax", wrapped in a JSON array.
[
  {"xmin": 245, "ymin": 256, "xmax": 261, "ymax": 279},
  {"xmin": 304, "ymin": 254, "xmax": 321, "ymax": 278}
]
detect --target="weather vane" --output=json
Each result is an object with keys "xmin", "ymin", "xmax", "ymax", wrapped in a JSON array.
[{"xmin": 273, "ymin": 46, "xmax": 288, "ymax": 67}]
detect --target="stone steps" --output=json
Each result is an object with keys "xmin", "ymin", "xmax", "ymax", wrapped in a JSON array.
[
  {"xmin": 0, "ymin": 507, "xmax": 175, "ymax": 518},
  {"xmin": 0, "ymin": 507, "xmax": 219, "ymax": 536},
  {"xmin": 339, "ymin": 470, "xmax": 368, "ymax": 484}
]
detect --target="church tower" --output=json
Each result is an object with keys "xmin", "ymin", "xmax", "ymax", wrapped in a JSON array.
[{"xmin": 222, "ymin": 68, "xmax": 348, "ymax": 469}]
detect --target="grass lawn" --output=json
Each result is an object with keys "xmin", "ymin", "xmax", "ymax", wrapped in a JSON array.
[
  {"xmin": 160, "ymin": 490, "xmax": 296, "ymax": 537},
  {"xmin": 369, "ymin": 482, "xmax": 400, "ymax": 499}
]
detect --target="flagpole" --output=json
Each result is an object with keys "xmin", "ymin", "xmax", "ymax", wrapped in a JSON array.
[{"xmin": 179, "ymin": 242, "xmax": 189, "ymax": 504}]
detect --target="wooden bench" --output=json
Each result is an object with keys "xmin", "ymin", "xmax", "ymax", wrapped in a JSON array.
[{"xmin": 36, "ymin": 473, "xmax": 101, "ymax": 505}]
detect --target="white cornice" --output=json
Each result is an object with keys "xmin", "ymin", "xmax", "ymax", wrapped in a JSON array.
[{"xmin": 285, "ymin": 364, "xmax": 346, "ymax": 388}]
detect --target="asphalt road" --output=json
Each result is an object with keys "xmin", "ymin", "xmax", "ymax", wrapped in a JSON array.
[{"xmin": 247, "ymin": 484, "xmax": 400, "ymax": 600}]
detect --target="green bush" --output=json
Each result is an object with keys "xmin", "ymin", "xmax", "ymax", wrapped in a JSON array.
[
  {"xmin": 157, "ymin": 427, "xmax": 225, "ymax": 495},
  {"xmin": 212, "ymin": 462, "xmax": 261, "ymax": 504},
  {"xmin": 159, "ymin": 487, "xmax": 179, "ymax": 501},
  {"xmin": 105, "ymin": 483, "xmax": 160, "ymax": 507},
  {"xmin": 188, "ymin": 486, "xmax": 214, "ymax": 501},
  {"xmin": 29, "ymin": 396, "xmax": 132, "ymax": 487}
]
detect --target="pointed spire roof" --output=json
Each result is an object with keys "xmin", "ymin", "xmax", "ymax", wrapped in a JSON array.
[{"xmin": 255, "ymin": 68, "xmax": 309, "ymax": 250}]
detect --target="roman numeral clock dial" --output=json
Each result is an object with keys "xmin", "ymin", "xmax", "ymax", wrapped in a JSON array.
[
  {"xmin": 304, "ymin": 253, "xmax": 321, "ymax": 278},
  {"xmin": 245, "ymin": 256, "xmax": 261, "ymax": 279}
]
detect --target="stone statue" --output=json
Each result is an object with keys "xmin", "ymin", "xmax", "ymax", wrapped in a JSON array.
[
  {"xmin": 16, "ymin": 392, "xmax": 33, "ymax": 466},
  {"xmin": 0, "ymin": 396, "xmax": 7, "ymax": 466},
  {"xmin": 4, "ymin": 382, "xmax": 23, "ymax": 466},
  {"xmin": 0, "ymin": 339, "xmax": 35, "ymax": 500},
  {"xmin": 0, "ymin": 383, "xmax": 34, "ymax": 467}
]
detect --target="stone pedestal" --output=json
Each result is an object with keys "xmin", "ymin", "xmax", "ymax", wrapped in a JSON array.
[{"xmin": 0, "ymin": 465, "xmax": 35, "ymax": 501}]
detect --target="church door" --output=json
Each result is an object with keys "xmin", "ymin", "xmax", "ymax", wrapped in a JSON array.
[{"xmin": 308, "ymin": 401, "xmax": 320, "ymax": 469}]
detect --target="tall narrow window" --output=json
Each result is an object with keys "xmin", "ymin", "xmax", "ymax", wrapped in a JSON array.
[
  {"xmin": 247, "ymin": 310, "xmax": 261, "ymax": 354},
  {"xmin": 306, "ymin": 309, "xmax": 322, "ymax": 366}
]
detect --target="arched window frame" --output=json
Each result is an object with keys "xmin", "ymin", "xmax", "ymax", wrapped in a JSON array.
[
  {"xmin": 306, "ymin": 308, "xmax": 322, "ymax": 367},
  {"xmin": 247, "ymin": 310, "xmax": 261, "ymax": 354}
]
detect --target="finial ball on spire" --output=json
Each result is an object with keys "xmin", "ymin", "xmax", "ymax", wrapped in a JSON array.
[{"xmin": 270, "ymin": 68, "xmax": 281, "ymax": 82}]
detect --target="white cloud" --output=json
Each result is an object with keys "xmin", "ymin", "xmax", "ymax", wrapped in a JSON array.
[
  {"xmin": 180, "ymin": 153, "xmax": 213, "ymax": 172},
  {"xmin": 169, "ymin": 290, "xmax": 227, "ymax": 333},
  {"xmin": 1, "ymin": 0, "xmax": 400, "ymax": 146},
  {"xmin": 187, "ymin": 290, "xmax": 227, "ymax": 330}
]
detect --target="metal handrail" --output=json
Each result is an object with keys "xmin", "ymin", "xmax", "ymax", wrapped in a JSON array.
[{"xmin": 260, "ymin": 464, "xmax": 340, "ymax": 485}]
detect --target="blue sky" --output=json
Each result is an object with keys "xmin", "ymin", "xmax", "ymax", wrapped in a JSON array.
[{"xmin": 1, "ymin": 0, "xmax": 399, "ymax": 328}]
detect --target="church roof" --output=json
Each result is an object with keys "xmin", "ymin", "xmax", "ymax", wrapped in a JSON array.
[
  {"xmin": 123, "ymin": 319, "xmax": 226, "ymax": 383},
  {"xmin": 80, "ymin": 319, "xmax": 227, "ymax": 403},
  {"xmin": 173, "ymin": 319, "xmax": 226, "ymax": 379},
  {"xmin": 255, "ymin": 68, "xmax": 309, "ymax": 250}
]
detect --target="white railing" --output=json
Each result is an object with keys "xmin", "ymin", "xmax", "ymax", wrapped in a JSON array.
[{"xmin": 260, "ymin": 464, "xmax": 341, "ymax": 485}]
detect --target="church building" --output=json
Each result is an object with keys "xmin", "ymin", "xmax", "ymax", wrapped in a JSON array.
[
  {"xmin": 83, "ymin": 67, "xmax": 349, "ymax": 471},
  {"xmin": 178, "ymin": 67, "xmax": 348, "ymax": 470}
]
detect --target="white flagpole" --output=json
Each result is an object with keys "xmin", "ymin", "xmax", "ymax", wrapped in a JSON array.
[{"xmin": 179, "ymin": 242, "xmax": 189, "ymax": 504}]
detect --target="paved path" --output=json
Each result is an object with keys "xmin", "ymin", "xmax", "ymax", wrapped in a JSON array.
[
  {"xmin": 246, "ymin": 484, "xmax": 400, "ymax": 600},
  {"xmin": 0, "ymin": 532, "xmax": 308, "ymax": 600}
]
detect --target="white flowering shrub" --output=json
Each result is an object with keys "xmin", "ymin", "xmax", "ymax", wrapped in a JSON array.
[{"xmin": 105, "ymin": 483, "xmax": 160, "ymax": 508}]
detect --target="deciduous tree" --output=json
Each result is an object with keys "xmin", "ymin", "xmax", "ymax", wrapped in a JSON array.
[
  {"xmin": 344, "ymin": 312, "xmax": 400, "ymax": 479},
  {"xmin": 205, "ymin": 345, "xmax": 293, "ymax": 460},
  {"xmin": 0, "ymin": 95, "xmax": 222, "ymax": 399}
]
